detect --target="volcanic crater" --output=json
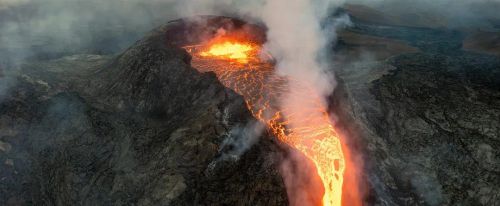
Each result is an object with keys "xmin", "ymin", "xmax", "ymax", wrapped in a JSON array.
[{"xmin": 1, "ymin": 13, "xmax": 500, "ymax": 206}]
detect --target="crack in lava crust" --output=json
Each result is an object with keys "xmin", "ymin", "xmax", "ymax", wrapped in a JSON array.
[{"xmin": 184, "ymin": 41, "xmax": 345, "ymax": 206}]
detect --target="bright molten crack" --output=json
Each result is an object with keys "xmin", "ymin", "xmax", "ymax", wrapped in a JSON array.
[{"xmin": 184, "ymin": 38, "xmax": 345, "ymax": 206}]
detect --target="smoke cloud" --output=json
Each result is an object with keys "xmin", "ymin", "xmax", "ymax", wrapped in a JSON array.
[
  {"xmin": 0, "ymin": 0, "xmax": 182, "ymax": 101},
  {"xmin": 218, "ymin": 121, "xmax": 265, "ymax": 161},
  {"xmin": 0, "ymin": 0, "xmax": 29, "ymax": 10},
  {"xmin": 258, "ymin": 1, "xmax": 348, "ymax": 205},
  {"xmin": 1, "ymin": 0, "xmax": 498, "ymax": 91},
  {"xmin": 261, "ymin": 0, "xmax": 343, "ymax": 96}
]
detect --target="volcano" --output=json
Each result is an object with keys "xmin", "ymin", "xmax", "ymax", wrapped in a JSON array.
[
  {"xmin": 0, "ymin": 16, "xmax": 289, "ymax": 205},
  {"xmin": 180, "ymin": 17, "xmax": 347, "ymax": 205},
  {"xmin": 89, "ymin": 16, "xmax": 354, "ymax": 205},
  {"xmin": 1, "ymin": 12, "xmax": 500, "ymax": 206}
]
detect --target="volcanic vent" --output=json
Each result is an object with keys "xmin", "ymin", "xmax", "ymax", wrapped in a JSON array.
[{"xmin": 169, "ymin": 16, "xmax": 354, "ymax": 206}]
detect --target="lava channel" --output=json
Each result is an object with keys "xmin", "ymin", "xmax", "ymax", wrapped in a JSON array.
[{"xmin": 184, "ymin": 37, "xmax": 346, "ymax": 206}]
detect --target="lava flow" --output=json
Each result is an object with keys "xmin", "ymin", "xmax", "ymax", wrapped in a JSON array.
[{"xmin": 184, "ymin": 37, "xmax": 346, "ymax": 206}]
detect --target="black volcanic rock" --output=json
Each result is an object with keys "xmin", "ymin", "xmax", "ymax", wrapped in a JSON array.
[
  {"xmin": 0, "ymin": 17, "xmax": 287, "ymax": 206},
  {"xmin": 2, "ymin": 14, "xmax": 500, "ymax": 206},
  {"xmin": 87, "ymin": 16, "xmax": 266, "ymax": 118},
  {"xmin": 334, "ymin": 50, "xmax": 500, "ymax": 205},
  {"xmin": 88, "ymin": 27, "xmax": 216, "ymax": 117}
]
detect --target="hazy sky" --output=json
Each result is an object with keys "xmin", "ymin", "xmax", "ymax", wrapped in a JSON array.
[{"xmin": 0, "ymin": 0, "xmax": 498, "ymax": 66}]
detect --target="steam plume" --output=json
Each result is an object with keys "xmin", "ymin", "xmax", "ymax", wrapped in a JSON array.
[
  {"xmin": 258, "ymin": 1, "xmax": 346, "ymax": 205},
  {"xmin": 261, "ymin": 0, "xmax": 343, "ymax": 95}
]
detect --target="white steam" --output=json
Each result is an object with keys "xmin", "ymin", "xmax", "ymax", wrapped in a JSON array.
[
  {"xmin": 261, "ymin": 0, "xmax": 343, "ymax": 96},
  {"xmin": 0, "ymin": 0, "xmax": 29, "ymax": 10},
  {"xmin": 258, "ymin": 1, "xmax": 346, "ymax": 205},
  {"xmin": 219, "ymin": 121, "xmax": 265, "ymax": 160}
]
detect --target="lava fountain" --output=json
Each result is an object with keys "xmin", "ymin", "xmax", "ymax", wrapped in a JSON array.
[{"xmin": 184, "ymin": 32, "xmax": 350, "ymax": 206}]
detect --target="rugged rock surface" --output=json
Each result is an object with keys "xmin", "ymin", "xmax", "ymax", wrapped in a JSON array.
[
  {"xmin": 463, "ymin": 31, "xmax": 500, "ymax": 57},
  {"xmin": 334, "ymin": 18, "xmax": 500, "ymax": 205},
  {"xmin": 0, "ymin": 18, "xmax": 287, "ymax": 206},
  {"xmin": 1, "ymin": 13, "xmax": 500, "ymax": 206}
]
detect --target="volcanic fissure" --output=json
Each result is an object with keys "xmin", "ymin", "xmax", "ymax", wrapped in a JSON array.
[{"xmin": 183, "ymin": 28, "xmax": 351, "ymax": 206}]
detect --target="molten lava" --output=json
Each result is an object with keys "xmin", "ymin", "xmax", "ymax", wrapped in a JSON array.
[
  {"xmin": 200, "ymin": 42, "xmax": 255, "ymax": 63},
  {"xmin": 185, "ymin": 38, "xmax": 346, "ymax": 206}
]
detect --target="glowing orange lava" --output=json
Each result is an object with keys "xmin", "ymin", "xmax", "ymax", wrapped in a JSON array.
[
  {"xmin": 200, "ymin": 42, "xmax": 255, "ymax": 63},
  {"xmin": 185, "ymin": 38, "xmax": 346, "ymax": 206}
]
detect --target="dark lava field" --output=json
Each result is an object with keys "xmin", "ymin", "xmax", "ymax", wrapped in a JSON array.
[{"xmin": 1, "ymin": 2, "xmax": 499, "ymax": 206}]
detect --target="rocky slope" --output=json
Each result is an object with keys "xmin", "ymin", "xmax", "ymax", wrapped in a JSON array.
[
  {"xmin": 1, "ymin": 14, "xmax": 499, "ymax": 206},
  {"xmin": 0, "ymin": 18, "xmax": 287, "ymax": 205},
  {"xmin": 334, "ymin": 17, "xmax": 500, "ymax": 205}
]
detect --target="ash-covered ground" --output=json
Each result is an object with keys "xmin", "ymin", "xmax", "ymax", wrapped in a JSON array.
[{"xmin": 1, "ymin": 3, "xmax": 500, "ymax": 206}]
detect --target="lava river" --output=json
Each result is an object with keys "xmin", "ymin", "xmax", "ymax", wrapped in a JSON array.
[{"xmin": 184, "ymin": 37, "xmax": 348, "ymax": 206}]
